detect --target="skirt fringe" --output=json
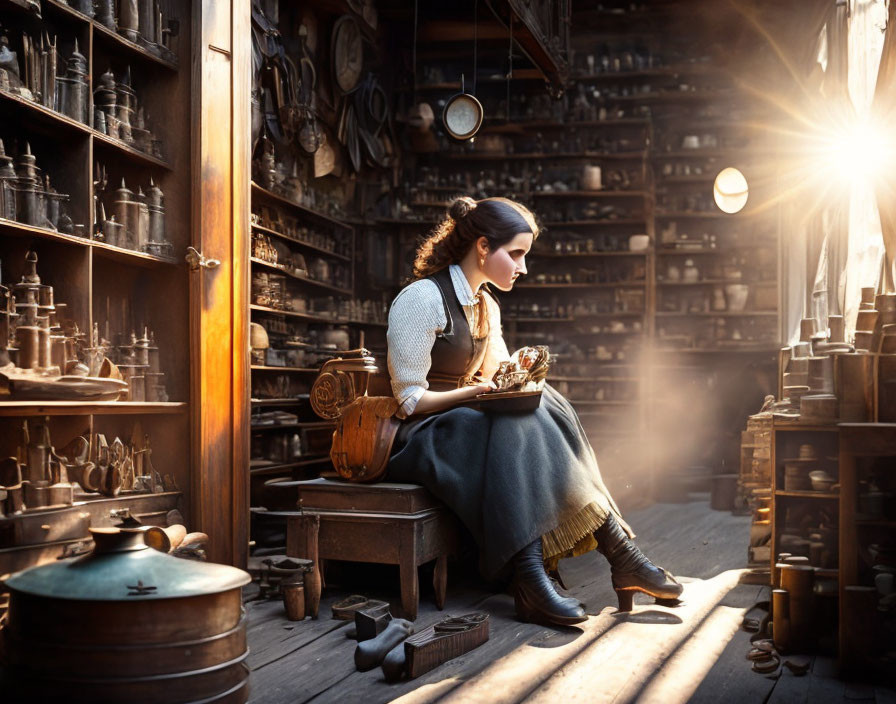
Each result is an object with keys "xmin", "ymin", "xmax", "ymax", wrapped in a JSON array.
[{"xmin": 542, "ymin": 500, "xmax": 608, "ymax": 561}]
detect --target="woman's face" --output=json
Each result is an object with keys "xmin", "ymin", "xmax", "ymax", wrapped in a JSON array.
[{"xmin": 484, "ymin": 231, "xmax": 533, "ymax": 291}]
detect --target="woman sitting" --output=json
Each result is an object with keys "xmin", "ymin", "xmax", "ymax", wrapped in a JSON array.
[{"xmin": 385, "ymin": 196, "xmax": 682, "ymax": 625}]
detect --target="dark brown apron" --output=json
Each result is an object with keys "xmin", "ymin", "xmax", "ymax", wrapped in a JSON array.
[{"xmin": 425, "ymin": 266, "xmax": 491, "ymax": 391}]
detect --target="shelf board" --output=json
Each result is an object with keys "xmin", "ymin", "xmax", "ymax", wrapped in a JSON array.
[
  {"xmin": 656, "ymin": 248, "xmax": 728, "ymax": 255},
  {"xmin": 506, "ymin": 312, "xmax": 643, "ymax": 323},
  {"xmin": 565, "ymin": 329, "xmax": 645, "ymax": 337},
  {"xmin": 656, "ymin": 311, "xmax": 777, "ymax": 317},
  {"xmin": 549, "ymin": 376, "xmax": 638, "ymax": 382},
  {"xmin": 505, "ymin": 317, "xmax": 576, "ymax": 323},
  {"xmin": 251, "ymin": 223, "xmax": 351, "ymax": 261},
  {"xmin": 541, "ymin": 219, "xmax": 646, "ymax": 227},
  {"xmin": 772, "ymin": 422, "xmax": 840, "ymax": 432},
  {"xmin": 514, "ymin": 281, "xmax": 646, "ymax": 289},
  {"xmin": 656, "ymin": 211, "xmax": 749, "ymax": 219},
  {"xmin": 91, "ymin": 130, "xmax": 173, "ymax": 170},
  {"xmin": 533, "ymin": 250, "xmax": 646, "ymax": 258},
  {"xmin": 251, "ymin": 183, "xmax": 354, "ymax": 230},
  {"xmin": 89, "ymin": 13, "xmax": 179, "ymax": 71},
  {"xmin": 0, "ymin": 220, "xmax": 178, "ymax": 266},
  {"xmin": 481, "ymin": 118, "xmax": 650, "ymax": 133},
  {"xmin": 653, "ymin": 149, "xmax": 755, "ymax": 159},
  {"xmin": 91, "ymin": 239, "xmax": 178, "ymax": 266},
  {"xmin": 248, "ymin": 305, "xmax": 384, "ymax": 329},
  {"xmin": 531, "ymin": 190, "xmax": 647, "ymax": 199},
  {"xmin": 570, "ymin": 399, "xmax": 639, "ymax": 406},
  {"xmin": 34, "ymin": 0, "xmax": 180, "ymax": 71},
  {"xmin": 251, "ymin": 398, "xmax": 307, "ymax": 406},
  {"xmin": 0, "ymin": 401, "xmax": 187, "ymax": 416},
  {"xmin": 657, "ymin": 279, "xmax": 763, "ymax": 286},
  {"xmin": 252, "ymin": 455, "xmax": 329, "ymax": 469},
  {"xmin": 441, "ymin": 150, "xmax": 646, "ymax": 162},
  {"xmin": 250, "ymin": 456, "xmax": 331, "ymax": 474},
  {"xmin": 344, "ymin": 319, "xmax": 387, "ymax": 328},
  {"xmin": 0, "ymin": 217, "xmax": 91, "ymax": 248},
  {"xmin": 0, "ymin": 90, "xmax": 174, "ymax": 171},
  {"xmin": 0, "ymin": 87, "xmax": 92, "ymax": 137},
  {"xmin": 250, "ymin": 423, "xmax": 302, "ymax": 431},
  {"xmin": 249, "ymin": 304, "xmax": 346, "ymax": 324},
  {"xmin": 250, "ymin": 365, "xmax": 320, "ymax": 373},
  {"xmin": 374, "ymin": 217, "xmax": 438, "ymax": 226},
  {"xmin": 658, "ymin": 175, "xmax": 717, "ymax": 184},
  {"xmin": 592, "ymin": 91, "xmax": 736, "ymax": 104},
  {"xmin": 250, "ymin": 257, "xmax": 353, "ymax": 296},
  {"xmin": 571, "ymin": 64, "xmax": 719, "ymax": 81},
  {"xmin": 774, "ymin": 490, "xmax": 840, "ymax": 499},
  {"xmin": 651, "ymin": 346, "xmax": 778, "ymax": 354}
]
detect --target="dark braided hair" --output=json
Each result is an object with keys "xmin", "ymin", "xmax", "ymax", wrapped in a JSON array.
[{"xmin": 412, "ymin": 196, "xmax": 539, "ymax": 280}]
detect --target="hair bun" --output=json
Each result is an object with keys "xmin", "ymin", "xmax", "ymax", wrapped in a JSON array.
[{"xmin": 448, "ymin": 196, "xmax": 477, "ymax": 221}]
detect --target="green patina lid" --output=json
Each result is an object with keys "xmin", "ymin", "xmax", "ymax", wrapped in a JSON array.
[{"xmin": 5, "ymin": 527, "xmax": 250, "ymax": 601}]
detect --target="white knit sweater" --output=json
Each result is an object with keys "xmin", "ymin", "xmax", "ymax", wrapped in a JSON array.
[{"xmin": 387, "ymin": 264, "xmax": 511, "ymax": 418}]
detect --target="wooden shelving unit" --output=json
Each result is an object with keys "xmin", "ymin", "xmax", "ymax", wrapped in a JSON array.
[
  {"xmin": 0, "ymin": 0, "xmax": 194, "ymax": 575},
  {"xmin": 838, "ymin": 423, "xmax": 896, "ymax": 675},
  {"xmin": 769, "ymin": 422, "xmax": 840, "ymax": 589}
]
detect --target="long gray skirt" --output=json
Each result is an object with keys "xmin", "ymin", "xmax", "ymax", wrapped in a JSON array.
[{"xmin": 386, "ymin": 384, "xmax": 626, "ymax": 580}]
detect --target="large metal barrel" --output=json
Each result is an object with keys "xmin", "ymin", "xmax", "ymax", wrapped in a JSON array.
[{"xmin": 1, "ymin": 527, "xmax": 251, "ymax": 703}]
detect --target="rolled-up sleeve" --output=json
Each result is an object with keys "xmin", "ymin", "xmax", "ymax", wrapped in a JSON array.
[{"xmin": 387, "ymin": 280, "xmax": 446, "ymax": 418}]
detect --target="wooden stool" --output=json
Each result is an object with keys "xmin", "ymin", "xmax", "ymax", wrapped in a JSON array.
[{"xmin": 285, "ymin": 478, "xmax": 458, "ymax": 620}]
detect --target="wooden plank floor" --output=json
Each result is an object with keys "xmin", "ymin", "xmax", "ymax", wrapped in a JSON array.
[{"xmin": 246, "ymin": 496, "xmax": 895, "ymax": 704}]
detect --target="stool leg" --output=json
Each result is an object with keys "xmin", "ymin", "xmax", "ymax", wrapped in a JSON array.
[
  {"xmin": 291, "ymin": 514, "xmax": 321, "ymax": 619},
  {"xmin": 399, "ymin": 557, "xmax": 419, "ymax": 621},
  {"xmin": 433, "ymin": 555, "xmax": 447, "ymax": 610}
]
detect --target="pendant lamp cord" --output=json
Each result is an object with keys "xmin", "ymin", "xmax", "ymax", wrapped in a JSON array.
[
  {"xmin": 473, "ymin": 0, "xmax": 478, "ymax": 94},
  {"xmin": 506, "ymin": 14, "xmax": 513, "ymax": 121},
  {"xmin": 412, "ymin": 0, "xmax": 418, "ymax": 105}
]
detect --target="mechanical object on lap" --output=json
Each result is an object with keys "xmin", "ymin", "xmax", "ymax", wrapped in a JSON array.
[
  {"xmin": 490, "ymin": 345, "xmax": 551, "ymax": 391},
  {"xmin": 311, "ymin": 348, "xmax": 399, "ymax": 483}
]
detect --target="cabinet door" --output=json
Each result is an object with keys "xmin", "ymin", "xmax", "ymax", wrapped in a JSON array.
[{"xmin": 191, "ymin": 0, "xmax": 251, "ymax": 567}]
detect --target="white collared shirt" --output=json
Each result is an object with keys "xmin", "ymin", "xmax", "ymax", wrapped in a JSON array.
[{"xmin": 387, "ymin": 264, "xmax": 510, "ymax": 418}]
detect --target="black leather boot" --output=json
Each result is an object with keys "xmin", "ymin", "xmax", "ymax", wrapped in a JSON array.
[
  {"xmin": 595, "ymin": 514, "xmax": 683, "ymax": 612},
  {"xmin": 512, "ymin": 538, "xmax": 587, "ymax": 626}
]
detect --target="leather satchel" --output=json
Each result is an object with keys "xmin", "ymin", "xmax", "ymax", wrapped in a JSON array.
[{"xmin": 310, "ymin": 349, "xmax": 399, "ymax": 483}]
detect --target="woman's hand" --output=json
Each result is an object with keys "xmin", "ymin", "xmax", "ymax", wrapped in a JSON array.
[
  {"xmin": 410, "ymin": 381, "xmax": 495, "ymax": 416},
  {"xmin": 468, "ymin": 380, "xmax": 497, "ymax": 395}
]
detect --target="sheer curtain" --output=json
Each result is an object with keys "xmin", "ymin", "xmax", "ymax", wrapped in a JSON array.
[
  {"xmin": 781, "ymin": 0, "xmax": 888, "ymax": 342},
  {"xmin": 780, "ymin": 2, "xmax": 840, "ymax": 344},
  {"xmin": 842, "ymin": 0, "xmax": 887, "ymax": 330}
]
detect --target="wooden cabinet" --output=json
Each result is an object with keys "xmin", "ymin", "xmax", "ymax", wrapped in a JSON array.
[
  {"xmin": 0, "ymin": 0, "xmax": 252, "ymax": 573},
  {"xmin": 768, "ymin": 421, "xmax": 841, "ymax": 653},
  {"xmin": 838, "ymin": 423, "xmax": 896, "ymax": 675},
  {"xmin": 769, "ymin": 423, "xmax": 840, "ymax": 587}
]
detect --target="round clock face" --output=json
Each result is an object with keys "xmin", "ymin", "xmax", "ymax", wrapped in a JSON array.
[
  {"xmin": 333, "ymin": 16, "xmax": 363, "ymax": 94},
  {"xmin": 444, "ymin": 94, "xmax": 483, "ymax": 140}
]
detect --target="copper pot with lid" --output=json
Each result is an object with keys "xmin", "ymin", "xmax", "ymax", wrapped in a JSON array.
[{"xmin": 1, "ymin": 527, "xmax": 251, "ymax": 703}]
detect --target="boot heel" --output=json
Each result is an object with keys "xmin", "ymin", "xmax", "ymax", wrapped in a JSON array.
[{"xmin": 615, "ymin": 589, "xmax": 634, "ymax": 612}]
